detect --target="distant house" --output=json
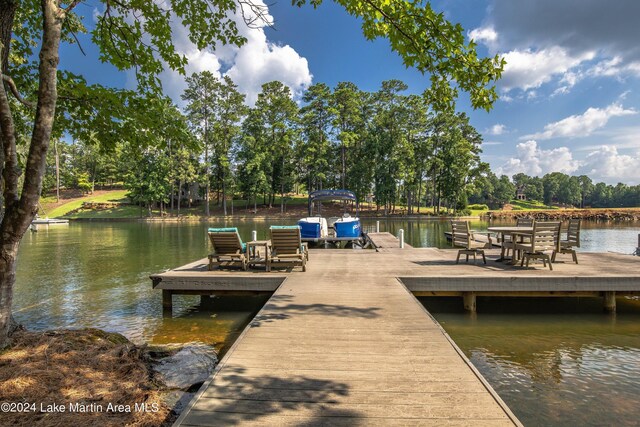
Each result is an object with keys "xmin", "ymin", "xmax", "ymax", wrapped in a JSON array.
[{"xmin": 516, "ymin": 186, "xmax": 526, "ymax": 201}]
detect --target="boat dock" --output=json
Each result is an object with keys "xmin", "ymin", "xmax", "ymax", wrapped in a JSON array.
[{"xmin": 150, "ymin": 232, "xmax": 640, "ymax": 425}]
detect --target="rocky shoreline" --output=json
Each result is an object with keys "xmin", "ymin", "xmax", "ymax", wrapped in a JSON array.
[{"xmin": 486, "ymin": 208, "xmax": 640, "ymax": 222}]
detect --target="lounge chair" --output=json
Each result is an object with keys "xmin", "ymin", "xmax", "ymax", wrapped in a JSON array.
[
  {"xmin": 268, "ymin": 226, "xmax": 307, "ymax": 272},
  {"xmin": 552, "ymin": 218, "xmax": 581, "ymax": 264},
  {"xmin": 514, "ymin": 221, "xmax": 561, "ymax": 270},
  {"xmin": 207, "ymin": 227, "xmax": 247, "ymax": 271},
  {"xmin": 451, "ymin": 220, "xmax": 493, "ymax": 264}
]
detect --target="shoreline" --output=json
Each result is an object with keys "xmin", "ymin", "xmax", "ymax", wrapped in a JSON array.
[{"xmin": 62, "ymin": 208, "xmax": 640, "ymax": 223}]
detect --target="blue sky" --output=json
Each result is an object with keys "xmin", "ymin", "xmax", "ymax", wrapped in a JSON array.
[{"xmin": 65, "ymin": 0, "xmax": 640, "ymax": 185}]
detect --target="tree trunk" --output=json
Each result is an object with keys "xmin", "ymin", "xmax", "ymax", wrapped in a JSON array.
[
  {"xmin": 222, "ymin": 170, "xmax": 227, "ymax": 216},
  {"xmin": 204, "ymin": 122, "xmax": 210, "ymax": 216},
  {"xmin": 54, "ymin": 139, "xmax": 60, "ymax": 202},
  {"xmin": 0, "ymin": 0, "xmax": 64, "ymax": 347},
  {"xmin": 177, "ymin": 180, "xmax": 182, "ymax": 214},
  {"xmin": 170, "ymin": 182, "xmax": 174, "ymax": 212},
  {"xmin": 341, "ymin": 143, "xmax": 346, "ymax": 189}
]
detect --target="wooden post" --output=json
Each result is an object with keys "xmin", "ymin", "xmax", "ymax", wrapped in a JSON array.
[
  {"xmin": 603, "ymin": 291, "xmax": 616, "ymax": 313},
  {"xmin": 463, "ymin": 292, "xmax": 476, "ymax": 312},
  {"xmin": 399, "ymin": 229, "xmax": 404, "ymax": 248},
  {"xmin": 252, "ymin": 230, "xmax": 257, "ymax": 242},
  {"xmin": 162, "ymin": 290, "xmax": 173, "ymax": 312}
]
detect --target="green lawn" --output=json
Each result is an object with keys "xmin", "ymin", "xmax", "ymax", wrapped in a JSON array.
[
  {"xmin": 63, "ymin": 205, "xmax": 152, "ymax": 219},
  {"xmin": 507, "ymin": 199, "xmax": 556, "ymax": 210},
  {"xmin": 46, "ymin": 190, "xmax": 129, "ymax": 218}
]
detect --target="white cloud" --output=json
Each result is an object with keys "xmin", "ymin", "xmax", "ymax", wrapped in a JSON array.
[
  {"xmin": 587, "ymin": 56, "xmax": 640, "ymax": 79},
  {"xmin": 521, "ymin": 103, "xmax": 636, "ymax": 140},
  {"xmin": 499, "ymin": 47, "xmax": 595, "ymax": 92},
  {"xmin": 496, "ymin": 140, "xmax": 579, "ymax": 177},
  {"xmin": 468, "ymin": 26, "xmax": 498, "ymax": 48},
  {"xmin": 485, "ymin": 124, "xmax": 507, "ymax": 135},
  {"xmin": 577, "ymin": 146, "xmax": 640, "ymax": 185},
  {"xmin": 495, "ymin": 141, "xmax": 640, "ymax": 185},
  {"xmin": 151, "ymin": 0, "xmax": 312, "ymax": 105}
]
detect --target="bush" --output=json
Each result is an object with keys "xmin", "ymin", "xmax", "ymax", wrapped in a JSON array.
[
  {"xmin": 468, "ymin": 203, "xmax": 489, "ymax": 211},
  {"xmin": 456, "ymin": 208, "xmax": 471, "ymax": 216}
]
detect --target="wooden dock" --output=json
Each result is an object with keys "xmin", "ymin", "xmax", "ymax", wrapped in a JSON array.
[
  {"xmin": 173, "ymin": 248, "xmax": 520, "ymax": 426},
  {"xmin": 150, "ymin": 232, "xmax": 640, "ymax": 425}
]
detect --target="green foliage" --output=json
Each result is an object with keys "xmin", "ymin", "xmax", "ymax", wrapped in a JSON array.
[
  {"xmin": 76, "ymin": 172, "xmax": 93, "ymax": 194},
  {"xmin": 293, "ymin": 0, "xmax": 504, "ymax": 112},
  {"xmin": 468, "ymin": 204, "xmax": 489, "ymax": 211}
]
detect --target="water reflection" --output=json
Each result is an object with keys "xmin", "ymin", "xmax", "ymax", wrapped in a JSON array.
[
  {"xmin": 15, "ymin": 220, "xmax": 640, "ymax": 425},
  {"xmin": 421, "ymin": 297, "xmax": 640, "ymax": 426}
]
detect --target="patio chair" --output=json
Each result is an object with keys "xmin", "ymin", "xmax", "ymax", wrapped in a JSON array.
[
  {"xmin": 502, "ymin": 217, "xmax": 535, "ymax": 259},
  {"xmin": 552, "ymin": 218, "xmax": 581, "ymax": 264},
  {"xmin": 207, "ymin": 227, "xmax": 247, "ymax": 271},
  {"xmin": 451, "ymin": 220, "xmax": 493, "ymax": 265},
  {"xmin": 514, "ymin": 221, "xmax": 561, "ymax": 270},
  {"xmin": 268, "ymin": 226, "xmax": 307, "ymax": 272}
]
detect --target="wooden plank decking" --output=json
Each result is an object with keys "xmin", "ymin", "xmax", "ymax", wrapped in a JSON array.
[
  {"xmin": 173, "ymin": 246, "xmax": 521, "ymax": 426},
  {"xmin": 155, "ymin": 233, "xmax": 640, "ymax": 425}
]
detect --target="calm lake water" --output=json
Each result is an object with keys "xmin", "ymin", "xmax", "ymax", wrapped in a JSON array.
[{"xmin": 14, "ymin": 219, "xmax": 640, "ymax": 425}]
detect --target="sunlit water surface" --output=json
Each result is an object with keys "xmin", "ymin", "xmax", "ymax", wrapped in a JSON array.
[{"xmin": 14, "ymin": 219, "xmax": 640, "ymax": 424}]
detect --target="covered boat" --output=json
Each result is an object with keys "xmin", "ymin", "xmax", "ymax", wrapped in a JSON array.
[
  {"xmin": 334, "ymin": 214, "xmax": 361, "ymax": 238},
  {"xmin": 298, "ymin": 216, "xmax": 328, "ymax": 239},
  {"xmin": 302, "ymin": 190, "xmax": 362, "ymax": 242}
]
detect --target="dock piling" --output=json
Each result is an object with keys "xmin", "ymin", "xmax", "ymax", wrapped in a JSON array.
[
  {"xmin": 603, "ymin": 291, "xmax": 616, "ymax": 313},
  {"xmin": 376, "ymin": 221, "xmax": 380, "ymax": 233},
  {"xmin": 162, "ymin": 290, "xmax": 173, "ymax": 312},
  {"xmin": 399, "ymin": 229, "xmax": 405, "ymax": 248},
  {"xmin": 635, "ymin": 234, "xmax": 639, "ymax": 256},
  {"xmin": 463, "ymin": 292, "xmax": 477, "ymax": 312},
  {"xmin": 252, "ymin": 230, "xmax": 257, "ymax": 242}
]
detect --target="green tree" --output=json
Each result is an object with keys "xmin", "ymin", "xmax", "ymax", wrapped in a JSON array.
[
  {"xmin": 332, "ymin": 82, "xmax": 363, "ymax": 189},
  {"xmin": 525, "ymin": 177, "xmax": 544, "ymax": 202},
  {"xmin": 254, "ymin": 81, "xmax": 299, "ymax": 213},
  {"xmin": 299, "ymin": 83, "xmax": 335, "ymax": 192},
  {"xmin": 295, "ymin": 0, "xmax": 504, "ymax": 111},
  {"xmin": 0, "ymin": 0, "xmax": 504, "ymax": 347},
  {"xmin": 209, "ymin": 76, "xmax": 247, "ymax": 215},
  {"xmin": 577, "ymin": 175, "xmax": 594, "ymax": 208},
  {"xmin": 236, "ymin": 108, "xmax": 269, "ymax": 212},
  {"xmin": 182, "ymin": 71, "xmax": 218, "ymax": 216}
]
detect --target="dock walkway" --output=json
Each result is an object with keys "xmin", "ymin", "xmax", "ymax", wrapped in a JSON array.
[
  {"xmin": 155, "ymin": 233, "xmax": 640, "ymax": 425},
  {"xmin": 174, "ymin": 247, "xmax": 520, "ymax": 426}
]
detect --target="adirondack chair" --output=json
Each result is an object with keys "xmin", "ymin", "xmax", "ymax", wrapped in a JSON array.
[
  {"xmin": 268, "ymin": 226, "xmax": 307, "ymax": 272},
  {"xmin": 451, "ymin": 220, "xmax": 493, "ymax": 265},
  {"xmin": 207, "ymin": 228, "xmax": 247, "ymax": 271},
  {"xmin": 552, "ymin": 219, "xmax": 581, "ymax": 264},
  {"xmin": 514, "ymin": 221, "xmax": 561, "ymax": 270}
]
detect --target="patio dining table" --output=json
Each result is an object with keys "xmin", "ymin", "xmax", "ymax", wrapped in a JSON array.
[{"xmin": 487, "ymin": 226, "xmax": 534, "ymax": 264}]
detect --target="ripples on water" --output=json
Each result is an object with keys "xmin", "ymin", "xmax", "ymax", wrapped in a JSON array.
[
  {"xmin": 421, "ymin": 296, "xmax": 640, "ymax": 426},
  {"xmin": 14, "ymin": 220, "xmax": 640, "ymax": 425}
]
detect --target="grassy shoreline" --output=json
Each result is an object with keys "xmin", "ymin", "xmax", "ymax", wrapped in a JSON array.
[{"xmin": 40, "ymin": 190, "xmax": 640, "ymax": 222}]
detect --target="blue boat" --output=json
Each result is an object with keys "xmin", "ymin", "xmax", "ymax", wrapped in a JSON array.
[
  {"xmin": 298, "ymin": 216, "xmax": 328, "ymax": 239},
  {"xmin": 334, "ymin": 215, "xmax": 361, "ymax": 238}
]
